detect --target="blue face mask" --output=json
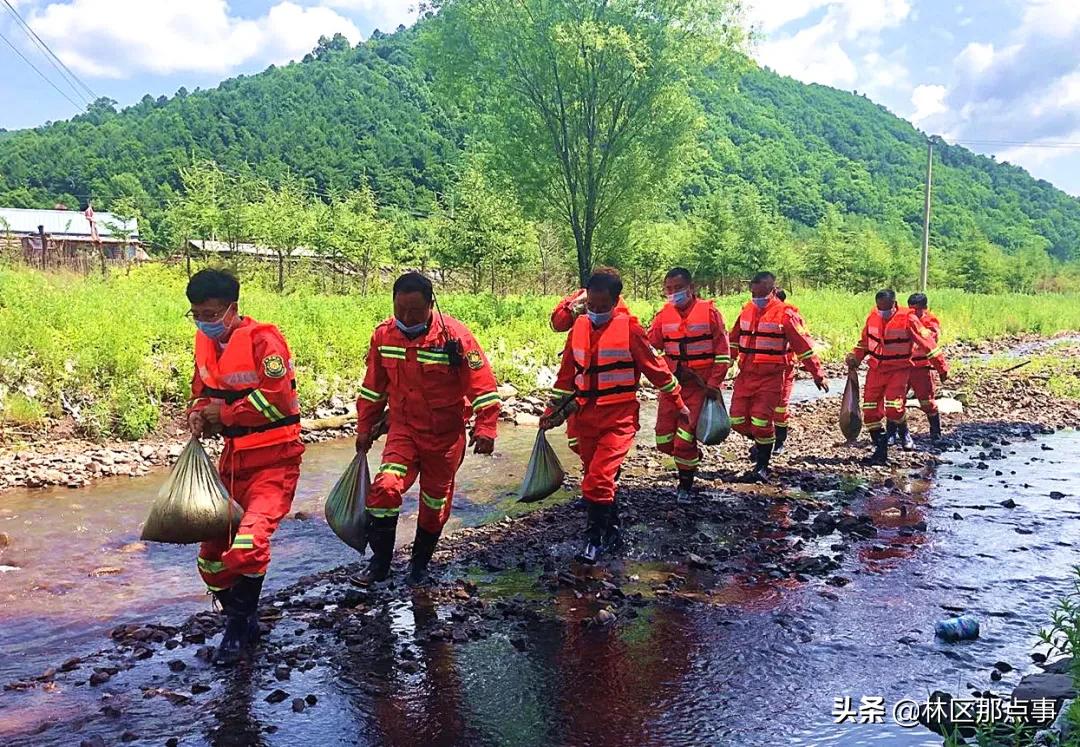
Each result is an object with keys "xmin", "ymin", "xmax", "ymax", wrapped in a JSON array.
[
  {"xmin": 395, "ymin": 318, "xmax": 429, "ymax": 338},
  {"xmin": 196, "ymin": 319, "xmax": 228, "ymax": 340},
  {"xmin": 879, "ymin": 308, "xmax": 895, "ymax": 321},
  {"xmin": 752, "ymin": 297, "xmax": 769, "ymax": 309},
  {"xmin": 587, "ymin": 309, "xmax": 613, "ymax": 327},
  {"xmin": 667, "ymin": 289, "xmax": 691, "ymax": 308}
]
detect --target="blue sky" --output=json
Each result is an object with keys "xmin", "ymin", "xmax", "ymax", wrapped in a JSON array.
[{"xmin": 2, "ymin": 1, "xmax": 1080, "ymax": 195}]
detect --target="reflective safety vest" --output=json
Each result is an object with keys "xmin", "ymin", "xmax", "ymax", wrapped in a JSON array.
[
  {"xmin": 911, "ymin": 311, "xmax": 940, "ymax": 368},
  {"xmin": 571, "ymin": 314, "xmax": 638, "ymax": 405},
  {"xmin": 865, "ymin": 308, "xmax": 916, "ymax": 366},
  {"xmin": 654, "ymin": 299, "xmax": 716, "ymax": 372},
  {"xmin": 735, "ymin": 299, "xmax": 790, "ymax": 367},
  {"xmin": 195, "ymin": 322, "xmax": 301, "ymax": 450}
]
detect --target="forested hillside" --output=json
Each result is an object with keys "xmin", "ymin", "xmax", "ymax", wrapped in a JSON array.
[{"xmin": 1, "ymin": 25, "xmax": 1078, "ymax": 292}]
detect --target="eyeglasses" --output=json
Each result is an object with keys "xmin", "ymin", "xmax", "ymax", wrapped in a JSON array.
[{"xmin": 184, "ymin": 305, "xmax": 233, "ymax": 324}]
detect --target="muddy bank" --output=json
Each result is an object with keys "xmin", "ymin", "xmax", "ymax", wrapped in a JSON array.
[
  {"xmin": 3, "ymin": 342, "xmax": 1079, "ymax": 746},
  {"xmin": 0, "ymin": 332, "xmax": 1069, "ymax": 494}
]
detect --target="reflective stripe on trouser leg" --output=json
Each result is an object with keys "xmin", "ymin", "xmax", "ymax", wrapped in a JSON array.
[
  {"xmin": 416, "ymin": 429, "xmax": 467, "ymax": 534},
  {"xmin": 909, "ymin": 367, "xmax": 938, "ymax": 415},
  {"xmin": 200, "ymin": 451, "xmax": 300, "ymax": 590},
  {"xmin": 368, "ymin": 425, "xmax": 420, "ymax": 520}
]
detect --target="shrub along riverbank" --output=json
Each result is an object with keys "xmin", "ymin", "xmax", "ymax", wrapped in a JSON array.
[{"xmin": 2, "ymin": 264, "xmax": 1080, "ymax": 441}]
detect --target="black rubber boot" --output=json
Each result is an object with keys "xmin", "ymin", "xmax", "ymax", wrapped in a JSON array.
[
  {"xmin": 676, "ymin": 470, "xmax": 695, "ymax": 504},
  {"xmin": 605, "ymin": 497, "xmax": 622, "ymax": 551},
  {"xmin": 898, "ymin": 421, "xmax": 915, "ymax": 451},
  {"xmin": 743, "ymin": 442, "xmax": 773, "ymax": 483},
  {"xmin": 406, "ymin": 526, "xmax": 441, "ymax": 587},
  {"xmin": 773, "ymin": 425, "xmax": 789, "ymax": 456},
  {"xmin": 928, "ymin": 414, "xmax": 942, "ymax": 441},
  {"xmin": 359, "ymin": 513, "xmax": 397, "ymax": 583},
  {"xmin": 869, "ymin": 429, "xmax": 889, "ymax": 466},
  {"xmin": 886, "ymin": 420, "xmax": 898, "ymax": 447},
  {"xmin": 576, "ymin": 502, "xmax": 610, "ymax": 565},
  {"xmin": 213, "ymin": 575, "xmax": 264, "ymax": 667}
]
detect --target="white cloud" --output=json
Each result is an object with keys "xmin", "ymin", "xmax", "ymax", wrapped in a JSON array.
[
  {"xmin": 910, "ymin": 84, "xmax": 947, "ymax": 123},
  {"xmin": 754, "ymin": 0, "xmax": 911, "ymax": 92},
  {"xmin": 322, "ymin": 0, "xmax": 418, "ymax": 31},
  {"xmin": 955, "ymin": 42, "xmax": 994, "ymax": 75},
  {"xmin": 29, "ymin": 0, "xmax": 362, "ymax": 78},
  {"xmin": 1019, "ymin": 0, "xmax": 1080, "ymax": 38},
  {"xmin": 757, "ymin": 15, "xmax": 857, "ymax": 88}
]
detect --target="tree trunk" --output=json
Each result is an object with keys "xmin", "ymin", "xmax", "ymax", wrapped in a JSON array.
[
  {"xmin": 277, "ymin": 252, "xmax": 285, "ymax": 293},
  {"xmin": 575, "ymin": 232, "xmax": 590, "ymax": 288}
]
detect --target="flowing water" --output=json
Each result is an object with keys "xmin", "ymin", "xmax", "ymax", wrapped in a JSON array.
[{"xmin": 2, "ymin": 402, "xmax": 1079, "ymax": 746}]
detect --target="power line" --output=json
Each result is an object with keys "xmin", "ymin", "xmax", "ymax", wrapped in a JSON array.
[
  {"xmin": 0, "ymin": 27, "xmax": 83, "ymax": 112},
  {"xmin": 950, "ymin": 139, "xmax": 1080, "ymax": 150},
  {"xmin": 1, "ymin": 0, "xmax": 96, "ymax": 104}
]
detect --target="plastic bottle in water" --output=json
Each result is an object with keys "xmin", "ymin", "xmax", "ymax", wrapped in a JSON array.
[{"xmin": 935, "ymin": 614, "xmax": 980, "ymax": 642}]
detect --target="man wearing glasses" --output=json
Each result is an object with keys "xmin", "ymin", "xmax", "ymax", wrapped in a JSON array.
[{"xmin": 185, "ymin": 269, "xmax": 304, "ymax": 666}]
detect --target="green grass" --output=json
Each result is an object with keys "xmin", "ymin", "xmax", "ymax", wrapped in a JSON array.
[{"xmin": 2, "ymin": 263, "xmax": 1080, "ymax": 440}]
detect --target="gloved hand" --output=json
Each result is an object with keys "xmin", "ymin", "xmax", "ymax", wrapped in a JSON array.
[
  {"xmin": 844, "ymin": 353, "xmax": 860, "ymax": 370},
  {"xmin": 939, "ymin": 368, "xmax": 949, "ymax": 383},
  {"xmin": 705, "ymin": 386, "xmax": 722, "ymax": 401},
  {"xmin": 679, "ymin": 404, "xmax": 691, "ymax": 420},
  {"xmin": 355, "ymin": 431, "xmax": 372, "ymax": 454},
  {"xmin": 470, "ymin": 432, "xmax": 495, "ymax": 455},
  {"xmin": 814, "ymin": 376, "xmax": 830, "ymax": 393}
]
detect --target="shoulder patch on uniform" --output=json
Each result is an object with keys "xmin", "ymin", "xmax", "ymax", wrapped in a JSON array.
[
  {"xmin": 466, "ymin": 350, "xmax": 484, "ymax": 370},
  {"xmin": 263, "ymin": 354, "xmax": 286, "ymax": 378}
]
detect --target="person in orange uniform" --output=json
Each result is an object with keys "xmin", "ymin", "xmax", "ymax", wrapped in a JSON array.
[
  {"xmin": 729, "ymin": 272, "xmax": 828, "ymax": 483},
  {"xmin": 355, "ymin": 272, "xmax": 500, "ymax": 585},
  {"xmin": 907, "ymin": 292, "xmax": 943, "ymax": 441},
  {"xmin": 186, "ymin": 269, "xmax": 304, "ymax": 666},
  {"xmin": 647, "ymin": 267, "xmax": 730, "ymax": 502},
  {"xmin": 549, "ymin": 268, "xmax": 631, "ymax": 455},
  {"xmin": 846, "ymin": 289, "xmax": 948, "ymax": 464},
  {"xmin": 541, "ymin": 270, "xmax": 688, "ymax": 564},
  {"xmin": 772, "ymin": 288, "xmax": 797, "ymax": 456}
]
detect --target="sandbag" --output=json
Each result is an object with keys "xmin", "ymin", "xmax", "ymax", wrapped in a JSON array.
[
  {"xmin": 141, "ymin": 437, "xmax": 244, "ymax": 544},
  {"xmin": 518, "ymin": 430, "xmax": 565, "ymax": 503},
  {"xmin": 839, "ymin": 371, "xmax": 863, "ymax": 443},
  {"xmin": 696, "ymin": 393, "xmax": 731, "ymax": 445},
  {"xmin": 325, "ymin": 453, "xmax": 370, "ymax": 553}
]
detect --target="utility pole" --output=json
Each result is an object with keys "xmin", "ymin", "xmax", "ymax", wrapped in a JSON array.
[{"xmin": 920, "ymin": 138, "xmax": 934, "ymax": 292}]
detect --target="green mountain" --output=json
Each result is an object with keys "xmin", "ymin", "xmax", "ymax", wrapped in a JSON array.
[{"xmin": 0, "ymin": 27, "xmax": 1077, "ymax": 265}]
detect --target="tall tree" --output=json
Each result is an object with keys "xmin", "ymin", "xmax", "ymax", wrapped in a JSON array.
[{"xmin": 423, "ymin": 0, "xmax": 746, "ymax": 285}]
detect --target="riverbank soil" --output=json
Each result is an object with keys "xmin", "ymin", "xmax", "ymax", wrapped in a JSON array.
[{"xmin": 1, "ymin": 339, "xmax": 1079, "ymax": 746}]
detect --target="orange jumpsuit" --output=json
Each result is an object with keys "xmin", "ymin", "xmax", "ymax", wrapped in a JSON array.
[
  {"xmin": 851, "ymin": 307, "xmax": 947, "ymax": 431},
  {"xmin": 647, "ymin": 298, "xmax": 730, "ymax": 472},
  {"xmin": 553, "ymin": 314, "xmax": 684, "ymax": 505},
  {"xmin": 909, "ymin": 310, "xmax": 942, "ymax": 415},
  {"xmin": 550, "ymin": 291, "xmax": 630, "ymax": 453},
  {"xmin": 729, "ymin": 299, "xmax": 823, "ymax": 447},
  {"xmin": 189, "ymin": 317, "xmax": 305, "ymax": 592},
  {"xmin": 356, "ymin": 316, "xmax": 500, "ymax": 535}
]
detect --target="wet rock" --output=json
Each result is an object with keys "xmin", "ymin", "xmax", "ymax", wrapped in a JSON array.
[
  {"xmin": 1050, "ymin": 491, "xmax": 1066, "ymax": 500},
  {"xmin": 995, "ymin": 661, "xmax": 1014, "ymax": 673},
  {"xmin": 167, "ymin": 660, "xmax": 185, "ymax": 673},
  {"xmin": 1013, "ymin": 673, "xmax": 1076, "ymax": 703},
  {"xmin": 0, "ymin": 532, "xmax": 9, "ymax": 548},
  {"xmin": 79, "ymin": 738, "xmax": 106, "ymax": 747},
  {"xmin": 999, "ymin": 498, "xmax": 1017, "ymax": 509},
  {"xmin": 291, "ymin": 698, "xmax": 306, "ymax": 713},
  {"xmin": 120, "ymin": 731, "xmax": 138, "ymax": 742},
  {"xmin": 90, "ymin": 566, "xmax": 124, "ymax": 577},
  {"xmin": 166, "ymin": 739, "xmax": 180, "ymax": 747},
  {"xmin": 294, "ymin": 511, "xmax": 311, "ymax": 521},
  {"xmin": 89, "ymin": 671, "xmax": 112, "ymax": 686},
  {"xmin": 595, "ymin": 609, "xmax": 617, "ymax": 626},
  {"xmin": 119, "ymin": 542, "xmax": 147, "ymax": 554},
  {"xmin": 191, "ymin": 682, "xmax": 211, "ymax": 695},
  {"xmin": 274, "ymin": 665, "xmax": 291, "ymax": 681},
  {"xmin": 400, "ymin": 661, "xmax": 420, "ymax": 674},
  {"xmin": 265, "ymin": 689, "xmax": 290, "ymax": 704},
  {"xmin": 686, "ymin": 553, "xmax": 711, "ymax": 570},
  {"xmin": 59, "ymin": 657, "xmax": 81, "ymax": 672},
  {"xmin": 990, "ymin": 670, "xmax": 1002, "ymax": 682}
]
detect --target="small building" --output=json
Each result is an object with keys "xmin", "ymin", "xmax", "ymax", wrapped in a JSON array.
[{"xmin": 0, "ymin": 206, "xmax": 148, "ymax": 264}]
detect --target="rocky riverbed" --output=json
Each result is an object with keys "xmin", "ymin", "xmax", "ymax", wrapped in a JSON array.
[
  {"xmin": 2, "ymin": 339, "xmax": 1079, "ymax": 746},
  {"xmin": 0, "ymin": 332, "xmax": 1067, "ymax": 494}
]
